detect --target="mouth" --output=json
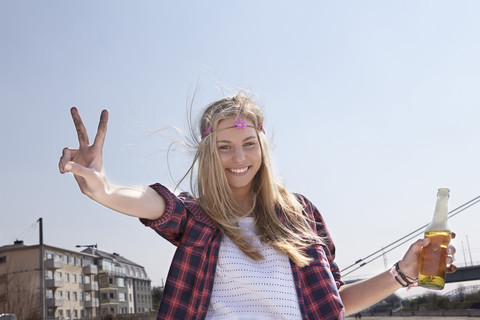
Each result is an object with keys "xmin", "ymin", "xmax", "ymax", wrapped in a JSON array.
[{"xmin": 227, "ymin": 166, "xmax": 249, "ymax": 174}]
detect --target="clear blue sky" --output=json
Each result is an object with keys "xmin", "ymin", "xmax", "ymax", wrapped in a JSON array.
[{"xmin": 1, "ymin": 1, "xmax": 479, "ymax": 298}]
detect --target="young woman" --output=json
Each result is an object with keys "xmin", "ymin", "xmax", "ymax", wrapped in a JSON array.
[{"xmin": 59, "ymin": 94, "xmax": 456, "ymax": 319}]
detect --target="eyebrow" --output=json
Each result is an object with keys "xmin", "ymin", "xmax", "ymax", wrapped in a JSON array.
[{"xmin": 216, "ymin": 136, "xmax": 258, "ymax": 144}]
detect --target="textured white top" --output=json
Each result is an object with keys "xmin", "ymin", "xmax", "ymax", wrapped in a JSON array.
[{"xmin": 205, "ymin": 217, "xmax": 302, "ymax": 319}]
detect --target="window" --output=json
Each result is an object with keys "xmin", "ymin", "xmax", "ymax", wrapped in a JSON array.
[
  {"xmin": 74, "ymin": 310, "xmax": 78, "ymax": 318},
  {"xmin": 71, "ymin": 256, "xmax": 76, "ymax": 266},
  {"xmin": 65, "ymin": 273, "xmax": 69, "ymax": 282},
  {"xmin": 77, "ymin": 257, "xmax": 82, "ymax": 266},
  {"xmin": 46, "ymin": 290, "xmax": 53, "ymax": 299},
  {"xmin": 46, "ymin": 252, "xmax": 53, "ymax": 260},
  {"xmin": 56, "ymin": 290, "xmax": 63, "ymax": 299},
  {"xmin": 64, "ymin": 255, "xmax": 69, "ymax": 264},
  {"xmin": 72, "ymin": 274, "xmax": 76, "ymax": 283},
  {"xmin": 66, "ymin": 310, "xmax": 71, "ymax": 318},
  {"xmin": 73, "ymin": 292, "xmax": 77, "ymax": 301},
  {"xmin": 79, "ymin": 275, "xmax": 83, "ymax": 284},
  {"xmin": 118, "ymin": 292, "xmax": 126, "ymax": 302},
  {"xmin": 85, "ymin": 292, "xmax": 91, "ymax": 301},
  {"xmin": 80, "ymin": 292, "xmax": 84, "ymax": 301},
  {"xmin": 45, "ymin": 270, "xmax": 53, "ymax": 280},
  {"xmin": 58, "ymin": 310, "xmax": 63, "ymax": 317},
  {"xmin": 55, "ymin": 254, "xmax": 62, "ymax": 262},
  {"xmin": 117, "ymin": 278, "xmax": 125, "ymax": 287},
  {"xmin": 84, "ymin": 258, "xmax": 91, "ymax": 266},
  {"xmin": 84, "ymin": 276, "xmax": 91, "ymax": 284},
  {"xmin": 55, "ymin": 272, "xmax": 62, "ymax": 281},
  {"xmin": 66, "ymin": 291, "xmax": 70, "ymax": 301},
  {"xmin": 0, "ymin": 256, "xmax": 6, "ymax": 264}
]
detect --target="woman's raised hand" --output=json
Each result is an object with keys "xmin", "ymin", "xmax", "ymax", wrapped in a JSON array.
[{"xmin": 59, "ymin": 107, "xmax": 109, "ymax": 198}]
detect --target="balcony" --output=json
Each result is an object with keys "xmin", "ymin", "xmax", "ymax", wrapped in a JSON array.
[
  {"xmin": 85, "ymin": 298, "xmax": 100, "ymax": 308},
  {"xmin": 45, "ymin": 279, "xmax": 64, "ymax": 288},
  {"xmin": 46, "ymin": 298, "xmax": 64, "ymax": 307},
  {"xmin": 101, "ymin": 297, "xmax": 119, "ymax": 305},
  {"xmin": 83, "ymin": 264, "xmax": 98, "ymax": 275},
  {"xmin": 45, "ymin": 258, "xmax": 63, "ymax": 269},
  {"xmin": 84, "ymin": 282, "xmax": 99, "ymax": 291}
]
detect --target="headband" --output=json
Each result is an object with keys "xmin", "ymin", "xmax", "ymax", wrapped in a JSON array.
[{"xmin": 202, "ymin": 118, "xmax": 265, "ymax": 137}]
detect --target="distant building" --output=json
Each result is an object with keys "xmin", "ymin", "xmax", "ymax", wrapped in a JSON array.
[
  {"xmin": 0, "ymin": 241, "xmax": 153, "ymax": 319},
  {"xmin": 80, "ymin": 248, "xmax": 153, "ymax": 315},
  {"xmin": 0, "ymin": 240, "xmax": 99, "ymax": 319}
]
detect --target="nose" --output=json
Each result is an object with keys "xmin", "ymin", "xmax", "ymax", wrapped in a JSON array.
[{"xmin": 232, "ymin": 147, "xmax": 246, "ymax": 163}]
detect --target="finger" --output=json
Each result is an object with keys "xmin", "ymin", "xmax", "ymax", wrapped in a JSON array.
[
  {"xmin": 71, "ymin": 107, "xmax": 90, "ymax": 147},
  {"xmin": 447, "ymin": 245, "xmax": 456, "ymax": 255},
  {"xmin": 59, "ymin": 147, "xmax": 77, "ymax": 173},
  {"xmin": 64, "ymin": 161, "xmax": 91, "ymax": 177},
  {"xmin": 93, "ymin": 109, "xmax": 109, "ymax": 148},
  {"xmin": 446, "ymin": 264, "xmax": 457, "ymax": 274},
  {"xmin": 415, "ymin": 238, "xmax": 430, "ymax": 250}
]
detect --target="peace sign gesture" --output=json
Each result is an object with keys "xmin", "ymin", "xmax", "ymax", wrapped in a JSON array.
[
  {"xmin": 59, "ymin": 107, "xmax": 166, "ymax": 219},
  {"xmin": 59, "ymin": 107, "xmax": 109, "ymax": 198}
]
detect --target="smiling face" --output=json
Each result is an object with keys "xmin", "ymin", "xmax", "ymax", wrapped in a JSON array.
[{"xmin": 216, "ymin": 116, "xmax": 262, "ymax": 198}]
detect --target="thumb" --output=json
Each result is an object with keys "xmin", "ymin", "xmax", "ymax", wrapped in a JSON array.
[
  {"xmin": 411, "ymin": 238, "xmax": 430, "ymax": 253},
  {"xmin": 65, "ymin": 161, "xmax": 92, "ymax": 178}
]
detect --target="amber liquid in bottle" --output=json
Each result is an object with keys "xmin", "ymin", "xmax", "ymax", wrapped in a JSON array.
[{"xmin": 418, "ymin": 188, "xmax": 451, "ymax": 290}]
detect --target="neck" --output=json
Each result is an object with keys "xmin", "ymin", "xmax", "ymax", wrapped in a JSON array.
[{"xmin": 232, "ymin": 187, "xmax": 254, "ymax": 216}]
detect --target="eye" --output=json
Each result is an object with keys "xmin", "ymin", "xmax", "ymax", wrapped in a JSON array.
[
  {"xmin": 218, "ymin": 145, "xmax": 231, "ymax": 151},
  {"xmin": 244, "ymin": 141, "xmax": 256, "ymax": 147}
]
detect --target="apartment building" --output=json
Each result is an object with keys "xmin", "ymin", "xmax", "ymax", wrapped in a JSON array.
[
  {"xmin": 1, "ymin": 241, "xmax": 152, "ymax": 319},
  {"xmin": 80, "ymin": 248, "xmax": 153, "ymax": 315},
  {"xmin": 0, "ymin": 240, "xmax": 99, "ymax": 319}
]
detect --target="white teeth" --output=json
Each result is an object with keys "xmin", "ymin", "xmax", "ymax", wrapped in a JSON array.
[{"xmin": 230, "ymin": 167, "xmax": 248, "ymax": 173}]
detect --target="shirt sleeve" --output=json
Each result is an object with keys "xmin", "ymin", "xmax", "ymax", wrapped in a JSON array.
[
  {"xmin": 299, "ymin": 194, "xmax": 345, "ymax": 289},
  {"xmin": 139, "ymin": 183, "xmax": 192, "ymax": 247}
]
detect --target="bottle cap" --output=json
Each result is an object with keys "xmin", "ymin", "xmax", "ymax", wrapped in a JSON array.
[{"xmin": 437, "ymin": 187, "xmax": 450, "ymax": 198}]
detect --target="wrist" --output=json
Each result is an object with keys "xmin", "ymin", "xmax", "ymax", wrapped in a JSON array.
[{"xmin": 390, "ymin": 261, "xmax": 418, "ymax": 290}]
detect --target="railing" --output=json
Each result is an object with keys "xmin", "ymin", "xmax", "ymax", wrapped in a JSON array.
[
  {"xmin": 83, "ymin": 264, "xmax": 98, "ymax": 275},
  {"xmin": 46, "ymin": 297, "xmax": 64, "ymax": 307},
  {"xmin": 85, "ymin": 298, "xmax": 100, "ymax": 308},
  {"xmin": 84, "ymin": 281, "xmax": 99, "ymax": 291},
  {"xmin": 45, "ymin": 258, "xmax": 63, "ymax": 269},
  {"xmin": 45, "ymin": 279, "xmax": 64, "ymax": 288}
]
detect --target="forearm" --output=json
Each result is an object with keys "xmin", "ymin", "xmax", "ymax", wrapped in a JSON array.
[
  {"xmin": 88, "ymin": 183, "xmax": 166, "ymax": 220},
  {"xmin": 339, "ymin": 269, "xmax": 402, "ymax": 315}
]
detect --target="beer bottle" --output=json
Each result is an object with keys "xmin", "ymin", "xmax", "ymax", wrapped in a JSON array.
[{"xmin": 418, "ymin": 187, "xmax": 451, "ymax": 290}]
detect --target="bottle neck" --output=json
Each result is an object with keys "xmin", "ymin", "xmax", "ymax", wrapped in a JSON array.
[{"xmin": 425, "ymin": 188, "xmax": 450, "ymax": 232}]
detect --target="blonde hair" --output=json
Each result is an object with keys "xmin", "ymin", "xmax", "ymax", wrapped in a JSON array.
[{"xmin": 185, "ymin": 93, "xmax": 320, "ymax": 267}]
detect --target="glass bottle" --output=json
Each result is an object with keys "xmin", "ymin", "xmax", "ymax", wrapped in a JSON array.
[{"xmin": 418, "ymin": 187, "xmax": 451, "ymax": 290}]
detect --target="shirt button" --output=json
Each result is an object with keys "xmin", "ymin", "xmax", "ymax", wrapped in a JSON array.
[{"xmin": 298, "ymin": 284, "xmax": 301, "ymax": 289}]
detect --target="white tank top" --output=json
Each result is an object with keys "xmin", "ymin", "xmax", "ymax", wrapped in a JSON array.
[{"xmin": 206, "ymin": 217, "xmax": 302, "ymax": 319}]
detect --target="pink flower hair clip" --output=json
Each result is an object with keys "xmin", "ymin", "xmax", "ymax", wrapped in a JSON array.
[
  {"xmin": 234, "ymin": 118, "xmax": 247, "ymax": 129},
  {"xmin": 202, "ymin": 125, "xmax": 212, "ymax": 136},
  {"xmin": 259, "ymin": 123, "xmax": 265, "ymax": 134}
]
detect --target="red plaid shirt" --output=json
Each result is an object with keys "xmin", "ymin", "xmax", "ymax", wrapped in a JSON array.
[{"xmin": 141, "ymin": 183, "xmax": 345, "ymax": 319}]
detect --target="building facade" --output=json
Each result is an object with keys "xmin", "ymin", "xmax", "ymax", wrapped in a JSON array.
[
  {"xmin": 81, "ymin": 249, "xmax": 153, "ymax": 316},
  {"xmin": 0, "ymin": 241, "xmax": 153, "ymax": 319},
  {"xmin": 0, "ymin": 240, "xmax": 99, "ymax": 319}
]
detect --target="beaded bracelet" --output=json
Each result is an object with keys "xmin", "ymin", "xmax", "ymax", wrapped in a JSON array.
[{"xmin": 389, "ymin": 261, "xmax": 418, "ymax": 290}]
